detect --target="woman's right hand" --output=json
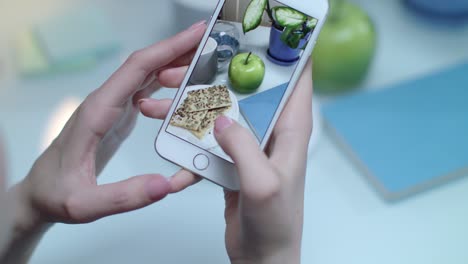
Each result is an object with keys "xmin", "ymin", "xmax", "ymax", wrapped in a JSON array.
[
  {"xmin": 214, "ymin": 61, "xmax": 313, "ymax": 264},
  {"xmin": 141, "ymin": 61, "xmax": 313, "ymax": 264}
]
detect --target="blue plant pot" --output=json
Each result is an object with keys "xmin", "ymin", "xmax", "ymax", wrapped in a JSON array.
[{"xmin": 267, "ymin": 26, "xmax": 309, "ymax": 66}]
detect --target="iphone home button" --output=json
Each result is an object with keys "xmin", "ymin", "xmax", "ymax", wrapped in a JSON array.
[{"xmin": 193, "ymin": 154, "xmax": 210, "ymax": 171}]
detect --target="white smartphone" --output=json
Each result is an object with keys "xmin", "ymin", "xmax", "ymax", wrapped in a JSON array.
[{"xmin": 155, "ymin": 0, "xmax": 329, "ymax": 190}]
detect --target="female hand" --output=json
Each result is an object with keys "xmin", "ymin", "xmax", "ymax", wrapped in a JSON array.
[
  {"xmin": 215, "ymin": 61, "xmax": 313, "ymax": 264},
  {"xmin": 3, "ymin": 21, "xmax": 205, "ymax": 264},
  {"xmin": 141, "ymin": 61, "xmax": 313, "ymax": 263}
]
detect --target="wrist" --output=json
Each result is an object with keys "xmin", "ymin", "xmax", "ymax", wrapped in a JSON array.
[
  {"xmin": 10, "ymin": 179, "xmax": 52, "ymax": 238},
  {"xmin": 2, "ymin": 180, "xmax": 53, "ymax": 263}
]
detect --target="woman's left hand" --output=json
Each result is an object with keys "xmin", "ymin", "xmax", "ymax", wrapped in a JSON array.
[{"xmin": 7, "ymin": 22, "xmax": 206, "ymax": 258}]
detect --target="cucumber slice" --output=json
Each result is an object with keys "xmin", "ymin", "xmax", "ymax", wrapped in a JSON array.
[
  {"xmin": 242, "ymin": 0, "xmax": 268, "ymax": 34},
  {"xmin": 273, "ymin": 7, "xmax": 307, "ymax": 28}
]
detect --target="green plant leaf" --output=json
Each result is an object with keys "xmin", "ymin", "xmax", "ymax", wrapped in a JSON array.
[
  {"xmin": 306, "ymin": 18, "xmax": 318, "ymax": 30},
  {"xmin": 303, "ymin": 18, "xmax": 318, "ymax": 35},
  {"xmin": 280, "ymin": 25, "xmax": 304, "ymax": 49},
  {"xmin": 242, "ymin": 0, "xmax": 268, "ymax": 34},
  {"xmin": 273, "ymin": 7, "xmax": 307, "ymax": 28}
]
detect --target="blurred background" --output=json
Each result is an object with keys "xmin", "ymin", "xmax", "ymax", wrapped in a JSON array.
[{"xmin": 1, "ymin": 0, "xmax": 468, "ymax": 263}]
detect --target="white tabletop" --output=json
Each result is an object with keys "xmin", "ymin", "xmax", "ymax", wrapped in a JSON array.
[{"xmin": 1, "ymin": 0, "xmax": 468, "ymax": 263}]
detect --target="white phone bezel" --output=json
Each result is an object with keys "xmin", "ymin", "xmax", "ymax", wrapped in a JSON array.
[{"xmin": 155, "ymin": 0, "xmax": 329, "ymax": 191}]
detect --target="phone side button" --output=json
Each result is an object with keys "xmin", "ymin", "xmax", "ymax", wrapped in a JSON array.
[{"xmin": 193, "ymin": 154, "xmax": 210, "ymax": 171}]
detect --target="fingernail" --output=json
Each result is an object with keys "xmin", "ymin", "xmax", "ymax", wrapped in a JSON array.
[
  {"xmin": 188, "ymin": 20, "xmax": 206, "ymax": 30},
  {"xmin": 215, "ymin": 116, "xmax": 233, "ymax": 133},
  {"xmin": 138, "ymin": 98, "xmax": 148, "ymax": 107},
  {"xmin": 146, "ymin": 176, "xmax": 170, "ymax": 201}
]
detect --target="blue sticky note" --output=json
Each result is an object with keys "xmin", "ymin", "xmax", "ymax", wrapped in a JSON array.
[
  {"xmin": 239, "ymin": 83, "xmax": 288, "ymax": 141},
  {"xmin": 322, "ymin": 62, "xmax": 468, "ymax": 200}
]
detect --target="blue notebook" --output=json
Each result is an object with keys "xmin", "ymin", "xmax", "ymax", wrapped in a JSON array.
[{"xmin": 322, "ymin": 62, "xmax": 468, "ymax": 200}]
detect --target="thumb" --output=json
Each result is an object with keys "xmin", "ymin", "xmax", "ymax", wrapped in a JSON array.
[
  {"xmin": 68, "ymin": 174, "xmax": 170, "ymax": 223},
  {"xmin": 214, "ymin": 116, "xmax": 274, "ymax": 190}
]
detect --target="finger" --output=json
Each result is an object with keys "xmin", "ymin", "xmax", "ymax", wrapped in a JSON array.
[
  {"xmin": 139, "ymin": 98, "xmax": 173, "ymax": 120},
  {"xmin": 275, "ymin": 60, "xmax": 313, "ymax": 135},
  {"xmin": 214, "ymin": 116, "xmax": 278, "ymax": 195},
  {"xmin": 133, "ymin": 65, "xmax": 190, "ymax": 101},
  {"xmin": 169, "ymin": 169, "xmax": 201, "ymax": 194},
  {"xmin": 158, "ymin": 66, "xmax": 189, "ymax": 88},
  {"xmin": 132, "ymin": 79, "xmax": 162, "ymax": 104},
  {"xmin": 165, "ymin": 48, "xmax": 197, "ymax": 69},
  {"xmin": 138, "ymin": 47, "xmax": 195, "ymax": 90},
  {"xmin": 68, "ymin": 174, "xmax": 171, "ymax": 223},
  {"xmin": 95, "ymin": 22, "xmax": 206, "ymax": 107},
  {"xmin": 138, "ymin": 48, "xmax": 195, "ymax": 91},
  {"xmin": 66, "ymin": 22, "xmax": 206, "ymax": 163},
  {"xmin": 270, "ymin": 60, "xmax": 313, "ymax": 162}
]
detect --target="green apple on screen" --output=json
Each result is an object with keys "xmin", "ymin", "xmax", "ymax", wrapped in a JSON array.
[
  {"xmin": 312, "ymin": 0, "xmax": 376, "ymax": 93},
  {"xmin": 229, "ymin": 52, "xmax": 265, "ymax": 94}
]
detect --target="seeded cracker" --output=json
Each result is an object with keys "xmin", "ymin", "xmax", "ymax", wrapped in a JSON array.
[
  {"xmin": 184, "ymin": 85, "xmax": 232, "ymax": 112},
  {"xmin": 170, "ymin": 108, "xmax": 208, "ymax": 131},
  {"xmin": 191, "ymin": 106, "xmax": 231, "ymax": 139}
]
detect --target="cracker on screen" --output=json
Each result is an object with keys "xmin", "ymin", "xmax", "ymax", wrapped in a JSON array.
[
  {"xmin": 190, "ymin": 106, "xmax": 231, "ymax": 139},
  {"xmin": 184, "ymin": 85, "xmax": 232, "ymax": 112},
  {"xmin": 170, "ymin": 108, "xmax": 208, "ymax": 131}
]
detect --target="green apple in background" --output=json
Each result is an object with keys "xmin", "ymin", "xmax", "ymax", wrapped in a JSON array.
[
  {"xmin": 229, "ymin": 52, "xmax": 265, "ymax": 94},
  {"xmin": 312, "ymin": 0, "xmax": 376, "ymax": 94}
]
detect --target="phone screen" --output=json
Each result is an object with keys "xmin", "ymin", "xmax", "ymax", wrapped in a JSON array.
[{"xmin": 166, "ymin": 0, "xmax": 318, "ymax": 161}]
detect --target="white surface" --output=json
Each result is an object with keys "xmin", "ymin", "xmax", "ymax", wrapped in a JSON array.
[{"xmin": 0, "ymin": 1, "xmax": 467, "ymax": 264}]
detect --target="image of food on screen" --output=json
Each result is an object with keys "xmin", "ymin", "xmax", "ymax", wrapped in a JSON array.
[
  {"xmin": 167, "ymin": 0, "xmax": 318, "ymax": 161},
  {"xmin": 168, "ymin": 85, "xmax": 240, "ymax": 154}
]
